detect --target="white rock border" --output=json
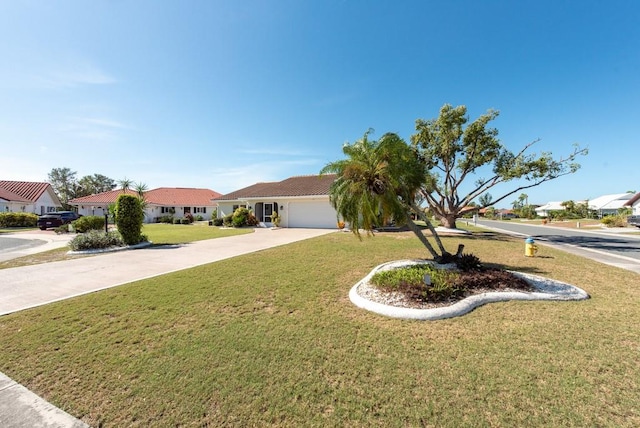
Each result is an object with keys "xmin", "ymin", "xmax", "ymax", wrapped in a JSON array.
[{"xmin": 349, "ymin": 259, "xmax": 590, "ymax": 320}]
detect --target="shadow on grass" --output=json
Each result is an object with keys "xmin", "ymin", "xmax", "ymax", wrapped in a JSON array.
[{"xmin": 483, "ymin": 262, "xmax": 550, "ymax": 275}]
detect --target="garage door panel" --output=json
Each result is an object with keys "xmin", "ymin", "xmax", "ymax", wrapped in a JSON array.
[{"xmin": 288, "ymin": 202, "xmax": 337, "ymax": 228}]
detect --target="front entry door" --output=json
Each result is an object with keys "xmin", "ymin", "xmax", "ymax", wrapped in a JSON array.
[{"xmin": 264, "ymin": 203, "xmax": 273, "ymax": 222}]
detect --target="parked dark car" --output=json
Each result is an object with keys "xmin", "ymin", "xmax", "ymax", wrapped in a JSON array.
[
  {"xmin": 627, "ymin": 215, "xmax": 640, "ymax": 228},
  {"xmin": 37, "ymin": 211, "xmax": 81, "ymax": 230}
]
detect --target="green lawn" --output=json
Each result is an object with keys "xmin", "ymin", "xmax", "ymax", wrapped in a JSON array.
[
  {"xmin": 0, "ymin": 227, "xmax": 37, "ymax": 234},
  {"xmin": 142, "ymin": 222, "xmax": 252, "ymax": 244},
  {"xmin": 0, "ymin": 231, "xmax": 638, "ymax": 427}
]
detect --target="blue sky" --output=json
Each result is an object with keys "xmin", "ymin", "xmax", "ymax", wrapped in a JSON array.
[{"xmin": 1, "ymin": 1, "xmax": 638, "ymax": 206}]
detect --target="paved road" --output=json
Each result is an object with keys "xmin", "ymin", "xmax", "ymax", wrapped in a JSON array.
[
  {"xmin": 0, "ymin": 237, "xmax": 46, "ymax": 253},
  {"xmin": 0, "ymin": 231, "xmax": 73, "ymax": 262},
  {"xmin": 474, "ymin": 219, "xmax": 640, "ymax": 274}
]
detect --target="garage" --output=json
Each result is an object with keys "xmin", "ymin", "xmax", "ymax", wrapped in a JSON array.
[{"xmin": 287, "ymin": 200, "xmax": 337, "ymax": 229}]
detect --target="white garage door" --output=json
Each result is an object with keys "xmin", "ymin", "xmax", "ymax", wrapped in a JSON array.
[{"xmin": 287, "ymin": 201, "xmax": 337, "ymax": 229}]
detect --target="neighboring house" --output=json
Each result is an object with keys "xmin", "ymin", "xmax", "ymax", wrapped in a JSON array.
[
  {"xmin": 534, "ymin": 201, "xmax": 566, "ymax": 218},
  {"xmin": 588, "ymin": 193, "xmax": 635, "ymax": 217},
  {"xmin": 0, "ymin": 180, "xmax": 61, "ymax": 214},
  {"xmin": 624, "ymin": 192, "xmax": 640, "ymax": 215},
  {"xmin": 214, "ymin": 174, "xmax": 338, "ymax": 228},
  {"xmin": 69, "ymin": 187, "xmax": 222, "ymax": 223}
]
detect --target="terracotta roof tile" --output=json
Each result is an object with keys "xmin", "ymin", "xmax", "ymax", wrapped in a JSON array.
[
  {"xmin": 0, "ymin": 187, "xmax": 30, "ymax": 202},
  {"xmin": 145, "ymin": 188, "xmax": 221, "ymax": 206},
  {"xmin": 214, "ymin": 174, "xmax": 336, "ymax": 201},
  {"xmin": 0, "ymin": 181, "xmax": 51, "ymax": 202},
  {"xmin": 69, "ymin": 188, "xmax": 221, "ymax": 206}
]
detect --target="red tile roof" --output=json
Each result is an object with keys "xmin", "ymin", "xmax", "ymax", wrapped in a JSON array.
[
  {"xmin": 0, "ymin": 181, "xmax": 52, "ymax": 202},
  {"xmin": 0, "ymin": 187, "xmax": 30, "ymax": 202},
  {"xmin": 146, "ymin": 188, "xmax": 221, "ymax": 206},
  {"xmin": 215, "ymin": 174, "xmax": 336, "ymax": 201},
  {"xmin": 69, "ymin": 188, "xmax": 221, "ymax": 206}
]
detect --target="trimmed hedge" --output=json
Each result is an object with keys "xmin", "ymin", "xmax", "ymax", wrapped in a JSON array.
[
  {"xmin": 115, "ymin": 195, "xmax": 144, "ymax": 245},
  {"xmin": 0, "ymin": 212, "xmax": 38, "ymax": 228},
  {"xmin": 72, "ymin": 215, "xmax": 106, "ymax": 233}
]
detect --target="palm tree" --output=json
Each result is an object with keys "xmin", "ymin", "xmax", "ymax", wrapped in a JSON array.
[
  {"xmin": 134, "ymin": 182, "xmax": 149, "ymax": 211},
  {"xmin": 117, "ymin": 178, "xmax": 133, "ymax": 193},
  {"xmin": 321, "ymin": 130, "xmax": 450, "ymax": 261}
]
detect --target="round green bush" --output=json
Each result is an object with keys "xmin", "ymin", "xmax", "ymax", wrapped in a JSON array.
[{"xmin": 72, "ymin": 215, "xmax": 106, "ymax": 233}]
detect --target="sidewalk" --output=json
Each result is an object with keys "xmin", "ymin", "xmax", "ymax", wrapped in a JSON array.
[{"xmin": 0, "ymin": 228, "xmax": 335, "ymax": 427}]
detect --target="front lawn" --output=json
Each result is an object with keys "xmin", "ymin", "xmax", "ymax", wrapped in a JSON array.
[
  {"xmin": 0, "ymin": 231, "xmax": 638, "ymax": 427},
  {"xmin": 142, "ymin": 222, "xmax": 252, "ymax": 244}
]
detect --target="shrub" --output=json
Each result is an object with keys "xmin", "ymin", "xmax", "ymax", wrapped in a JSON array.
[
  {"xmin": 185, "ymin": 212, "xmax": 194, "ymax": 223},
  {"xmin": 213, "ymin": 218, "xmax": 224, "ymax": 226},
  {"xmin": 181, "ymin": 218, "xmax": 190, "ymax": 224},
  {"xmin": 370, "ymin": 264, "xmax": 462, "ymax": 303},
  {"xmin": 0, "ymin": 212, "xmax": 38, "ymax": 228},
  {"xmin": 54, "ymin": 224, "xmax": 69, "ymax": 234},
  {"xmin": 247, "ymin": 213, "xmax": 259, "ymax": 226},
  {"xmin": 69, "ymin": 230, "xmax": 125, "ymax": 251},
  {"xmin": 174, "ymin": 218, "xmax": 182, "ymax": 224},
  {"xmin": 271, "ymin": 212, "xmax": 281, "ymax": 227},
  {"xmin": 602, "ymin": 214, "xmax": 627, "ymax": 227},
  {"xmin": 223, "ymin": 214, "xmax": 233, "ymax": 227},
  {"xmin": 157, "ymin": 215, "xmax": 174, "ymax": 224},
  {"xmin": 114, "ymin": 194, "xmax": 144, "ymax": 245},
  {"xmin": 195, "ymin": 214, "xmax": 204, "ymax": 221},
  {"xmin": 455, "ymin": 253, "xmax": 483, "ymax": 272},
  {"xmin": 72, "ymin": 215, "xmax": 105, "ymax": 233},
  {"xmin": 232, "ymin": 207, "xmax": 250, "ymax": 227}
]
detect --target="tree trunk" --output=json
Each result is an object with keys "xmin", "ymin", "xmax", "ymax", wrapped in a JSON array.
[
  {"xmin": 410, "ymin": 204, "xmax": 449, "ymax": 257},
  {"xmin": 439, "ymin": 214, "xmax": 458, "ymax": 229},
  {"xmin": 404, "ymin": 213, "xmax": 439, "ymax": 260}
]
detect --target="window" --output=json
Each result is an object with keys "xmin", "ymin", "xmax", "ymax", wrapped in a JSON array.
[
  {"xmin": 194, "ymin": 207, "xmax": 207, "ymax": 213},
  {"xmin": 232, "ymin": 204, "xmax": 246, "ymax": 211},
  {"xmin": 161, "ymin": 207, "xmax": 175, "ymax": 214}
]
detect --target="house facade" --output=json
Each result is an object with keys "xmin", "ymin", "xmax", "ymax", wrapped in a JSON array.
[
  {"xmin": 0, "ymin": 181, "xmax": 61, "ymax": 214},
  {"xmin": 69, "ymin": 187, "xmax": 221, "ymax": 223},
  {"xmin": 214, "ymin": 175, "xmax": 338, "ymax": 229},
  {"xmin": 534, "ymin": 201, "xmax": 566, "ymax": 218},
  {"xmin": 588, "ymin": 193, "xmax": 635, "ymax": 217}
]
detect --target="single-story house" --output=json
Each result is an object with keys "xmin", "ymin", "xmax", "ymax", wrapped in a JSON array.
[
  {"xmin": 624, "ymin": 192, "xmax": 640, "ymax": 215},
  {"xmin": 534, "ymin": 201, "xmax": 566, "ymax": 218},
  {"xmin": 588, "ymin": 193, "xmax": 635, "ymax": 217},
  {"xmin": 69, "ymin": 187, "xmax": 221, "ymax": 223},
  {"xmin": 213, "ymin": 174, "xmax": 338, "ymax": 228},
  {"xmin": 0, "ymin": 180, "xmax": 61, "ymax": 214}
]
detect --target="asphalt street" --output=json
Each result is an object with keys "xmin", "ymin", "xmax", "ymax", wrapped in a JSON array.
[{"xmin": 473, "ymin": 219, "xmax": 640, "ymax": 274}]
